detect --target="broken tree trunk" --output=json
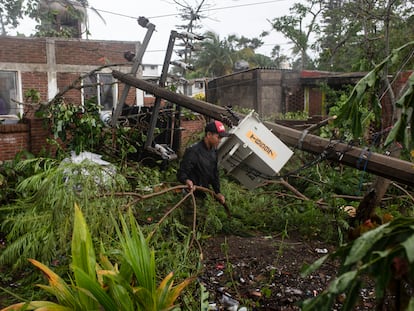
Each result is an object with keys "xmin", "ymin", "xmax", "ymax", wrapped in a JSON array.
[{"xmin": 112, "ymin": 70, "xmax": 414, "ymax": 187}]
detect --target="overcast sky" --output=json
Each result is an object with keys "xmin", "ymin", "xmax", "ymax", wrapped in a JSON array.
[
  {"xmin": 88, "ymin": 0, "xmax": 298, "ymax": 64},
  {"xmin": 17, "ymin": 0, "xmax": 299, "ymax": 65}
]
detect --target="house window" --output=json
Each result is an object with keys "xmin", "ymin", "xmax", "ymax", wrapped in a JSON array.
[
  {"xmin": 195, "ymin": 81, "xmax": 204, "ymax": 89},
  {"xmin": 0, "ymin": 71, "xmax": 19, "ymax": 115},
  {"xmin": 83, "ymin": 73, "xmax": 116, "ymax": 111}
]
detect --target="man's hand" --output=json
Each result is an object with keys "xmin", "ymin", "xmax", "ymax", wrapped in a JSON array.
[
  {"xmin": 216, "ymin": 193, "xmax": 225, "ymax": 205},
  {"xmin": 185, "ymin": 179, "xmax": 194, "ymax": 190},
  {"xmin": 216, "ymin": 193, "xmax": 231, "ymax": 218}
]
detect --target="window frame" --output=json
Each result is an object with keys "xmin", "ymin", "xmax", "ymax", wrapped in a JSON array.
[
  {"xmin": 0, "ymin": 70, "xmax": 22, "ymax": 116},
  {"xmin": 82, "ymin": 72, "xmax": 117, "ymax": 111}
]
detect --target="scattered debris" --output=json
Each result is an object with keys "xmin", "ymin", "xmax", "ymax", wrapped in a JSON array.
[
  {"xmin": 61, "ymin": 151, "xmax": 117, "ymax": 188},
  {"xmin": 340, "ymin": 205, "xmax": 357, "ymax": 217},
  {"xmin": 202, "ymin": 234, "xmax": 377, "ymax": 310}
]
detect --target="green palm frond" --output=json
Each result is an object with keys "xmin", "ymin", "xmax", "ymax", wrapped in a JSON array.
[
  {"xmin": 0, "ymin": 157, "xmax": 129, "ymax": 269},
  {"xmin": 0, "ymin": 211, "xmax": 56, "ymax": 268},
  {"xmin": 116, "ymin": 211, "xmax": 157, "ymax": 294}
]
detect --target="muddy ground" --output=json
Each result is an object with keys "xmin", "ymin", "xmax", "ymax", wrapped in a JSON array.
[{"xmin": 201, "ymin": 234, "xmax": 377, "ymax": 311}]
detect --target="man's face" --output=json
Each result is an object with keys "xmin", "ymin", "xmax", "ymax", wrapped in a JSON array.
[{"xmin": 206, "ymin": 132, "xmax": 222, "ymax": 149}]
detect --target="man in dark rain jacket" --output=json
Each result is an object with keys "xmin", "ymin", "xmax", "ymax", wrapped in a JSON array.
[{"xmin": 177, "ymin": 120, "xmax": 230, "ymax": 223}]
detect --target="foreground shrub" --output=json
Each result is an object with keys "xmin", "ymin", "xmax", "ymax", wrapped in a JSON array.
[
  {"xmin": 0, "ymin": 157, "xmax": 128, "ymax": 268},
  {"xmin": 1, "ymin": 204, "xmax": 193, "ymax": 311},
  {"xmin": 301, "ymin": 216, "xmax": 414, "ymax": 310}
]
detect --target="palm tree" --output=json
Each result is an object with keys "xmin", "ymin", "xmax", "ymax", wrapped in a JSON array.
[{"xmin": 194, "ymin": 31, "xmax": 234, "ymax": 77}]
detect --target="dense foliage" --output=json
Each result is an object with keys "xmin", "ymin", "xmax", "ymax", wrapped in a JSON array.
[
  {"xmin": 46, "ymin": 97, "xmax": 106, "ymax": 155},
  {"xmin": 2, "ymin": 204, "xmax": 193, "ymax": 310},
  {"xmin": 301, "ymin": 217, "xmax": 414, "ymax": 311},
  {"xmin": 187, "ymin": 0, "xmax": 414, "ymax": 75}
]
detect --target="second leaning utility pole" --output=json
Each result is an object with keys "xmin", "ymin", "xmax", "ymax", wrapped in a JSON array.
[{"xmin": 111, "ymin": 17, "xmax": 156, "ymax": 128}]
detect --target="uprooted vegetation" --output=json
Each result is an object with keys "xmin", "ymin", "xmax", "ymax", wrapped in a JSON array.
[
  {"xmin": 0, "ymin": 146, "xmax": 413, "ymax": 310},
  {"xmin": 1, "ymin": 38, "xmax": 414, "ymax": 310},
  {"xmin": 1, "ymin": 69, "xmax": 414, "ymax": 308}
]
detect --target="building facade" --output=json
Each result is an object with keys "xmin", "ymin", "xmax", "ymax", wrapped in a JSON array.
[
  {"xmin": 205, "ymin": 68, "xmax": 368, "ymax": 119},
  {"xmin": 0, "ymin": 36, "xmax": 152, "ymax": 161}
]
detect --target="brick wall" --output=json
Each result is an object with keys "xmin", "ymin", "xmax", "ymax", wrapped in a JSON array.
[
  {"xmin": 0, "ymin": 123, "xmax": 29, "ymax": 160},
  {"xmin": 28, "ymin": 118, "xmax": 56, "ymax": 156},
  {"xmin": 57, "ymin": 72, "xmax": 83, "ymax": 104},
  {"xmin": 22, "ymin": 72, "xmax": 49, "ymax": 103},
  {"xmin": 0, "ymin": 114, "xmax": 205, "ymax": 162},
  {"xmin": 0, "ymin": 37, "xmax": 47, "ymax": 64},
  {"xmin": 179, "ymin": 117, "xmax": 205, "ymax": 156},
  {"xmin": 0, "ymin": 118, "xmax": 57, "ymax": 161},
  {"xmin": 0, "ymin": 116, "xmax": 205, "ymax": 162},
  {"xmin": 1, "ymin": 37, "xmax": 231, "ymax": 162},
  {"xmin": 0, "ymin": 36, "xmax": 139, "ymax": 107},
  {"xmin": 0, "ymin": 37, "xmax": 136, "ymax": 66},
  {"xmin": 55, "ymin": 40, "xmax": 135, "ymax": 65}
]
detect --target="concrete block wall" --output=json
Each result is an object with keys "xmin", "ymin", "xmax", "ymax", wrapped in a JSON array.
[{"xmin": 206, "ymin": 68, "xmax": 300, "ymax": 118}]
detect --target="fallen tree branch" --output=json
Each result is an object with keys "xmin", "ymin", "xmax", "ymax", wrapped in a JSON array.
[
  {"xmin": 261, "ymin": 179, "xmax": 310, "ymax": 201},
  {"xmin": 390, "ymin": 182, "xmax": 414, "ymax": 203},
  {"xmin": 331, "ymin": 193, "xmax": 413, "ymax": 202},
  {"xmin": 113, "ymin": 184, "xmax": 231, "ymax": 254},
  {"xmin": 50, "ymin": 63, "xmax": 129, "ymax": 105}
]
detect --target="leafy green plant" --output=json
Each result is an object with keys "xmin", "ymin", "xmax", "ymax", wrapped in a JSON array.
[
  {"xmin": 1, "ymin": 204, "xmax": 194, "ymax": 311},
  {"xmin": 0, "ymin": 151, "xmax": 36, "ymax": 205},
  {"xmin": 275, "ymin": 111, "xmax": 309, "ymax": 120},
  {"xmin": 24, "ymin": 89, "xmax": 41, "ymax": 104},
  {"xmin": 116, "ymin": 210, "xmax": 195, "ymax": 310},
  {"xmin": 336, "ymin": 41, "xmax": 414, "ymax": 144},
  {"xmin": 385, "ymin": 71, "xmax": 414, "ymax": 149},
  {"xmin": 110, "ymin": 126, "xmax": 139, "ymax": 168},
  {"xmin": 301, "ymin": 216, "xmax": 414, "ymax": 310},
  {"xmin": 47, "ymin": 97, "xmax": 106, "ymax": 154},
  {"xmin": 0, "ymin": 157, "xmax": 128, "ymax": 268}
]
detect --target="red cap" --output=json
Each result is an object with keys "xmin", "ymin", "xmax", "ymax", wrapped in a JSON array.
[{"xmin": 205, "ymin": 120, "xmax": 230, "ymax": 137}]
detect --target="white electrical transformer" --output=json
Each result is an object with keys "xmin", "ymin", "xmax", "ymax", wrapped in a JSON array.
[{"xmin": 218, "ymin": 111, "xmax": 294, "ymax": 189}]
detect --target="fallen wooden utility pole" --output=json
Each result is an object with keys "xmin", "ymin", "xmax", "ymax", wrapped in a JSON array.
[{"xmin": 112, "ymin": 70, "xmax": 414, "ymax": 187}]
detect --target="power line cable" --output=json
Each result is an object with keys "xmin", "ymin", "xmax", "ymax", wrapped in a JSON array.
[
  {"xmin": 89, "ymin": 0, "xmax": 289, "ymax": 21},
  {"xmin": 196, "ymin": 0, "xmax": 289, "ymax": 14}
]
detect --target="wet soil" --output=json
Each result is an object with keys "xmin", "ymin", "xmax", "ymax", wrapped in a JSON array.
[{"xmin": 201, "ymin": 234, "xmax": 377, "ymax": 310}]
